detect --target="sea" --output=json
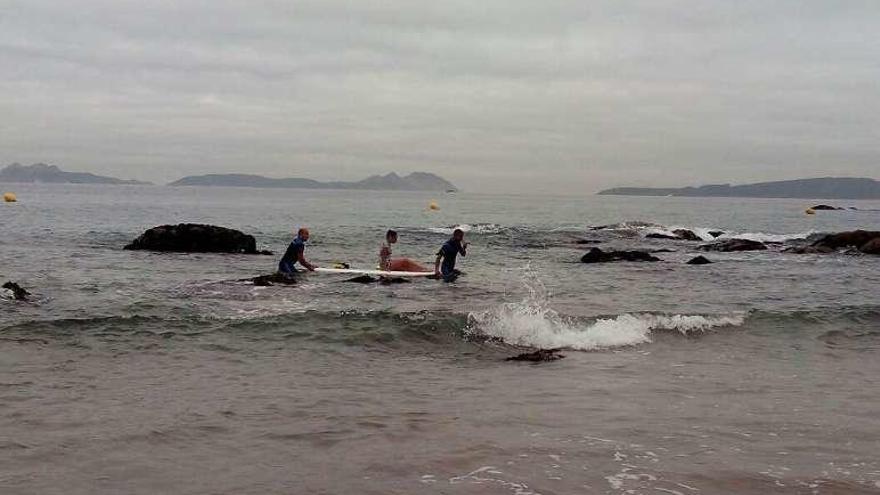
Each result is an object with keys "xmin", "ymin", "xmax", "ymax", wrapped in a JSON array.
[{"xmin": 2, "ymin": 183, "xmax": 880, "ymax": 495}]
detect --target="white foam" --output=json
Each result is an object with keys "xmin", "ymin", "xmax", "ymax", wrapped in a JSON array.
[
  {"xmin": 718, "ymin": 230, "xmax": 816, "ymax": 243},
  {"xmin": 466, "ymin": 271, "xmax": 745, "ymax": 350},
  {"xmin": 428, "ymin": 223, "xmax": 504, "ymax": 235}
]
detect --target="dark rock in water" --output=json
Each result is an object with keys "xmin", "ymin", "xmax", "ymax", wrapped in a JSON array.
[
  {"xmin": 708, "ymin": 230, "xmax": 725, "ymax": 238},
  {"xmin": 2, "ymin": 281, "xmax": 30, "ymax": 301},
  {"xmin": 344, "ymin": 275, "xmax": 411, "ymax": 284},
  {"xmin": 506, "ymin": 348, "xmax": 565, "ymax": 362},
  {"xmin": 646, "ymin": 229, "xmax": 701, "ymax": 241},
  {"xmin": 646, "ymin": 233, "xmax": 678, "ymax": 240},
  {"xmin": 580, "ymin": 247, "xmax": 660, "ymax": 263},
  {"xmin": 249, "ymin": 273, "xmax": 297, "ymax": 286},
  {"xmin": 124, "ymin": 223, "xmax": 271, "ymax": 254},
  {"xmin": 651, "ymin": 248, "xmax": 676, "ymax": 253},
  {"xmin": 809, "ymin": 230, "xmax": 880, "ymax": 254},
  {"xmin": 574, "ymin": 239, "xmax": 602, "ymax": 245},
  {"xmin": 810, "ymin": 204, "xmax": 842, "ymax": 211},
  {"xmin": 686, "ymin": 255, "xmax": 713, "ymax": 265},
  {"xmin": 699, "ymin": 239, "xmax": 767, "ymax": 252},
  {"xmin": 861, "ymin": 238, "xmax": 880, "ymax": 255},
  {"xmin": 783, "ymin": 245, "xmax": 835, "ymax": 254},
  {"xmin": 672, "ymin": 229, "xmax": 702, "ymax": 241}
]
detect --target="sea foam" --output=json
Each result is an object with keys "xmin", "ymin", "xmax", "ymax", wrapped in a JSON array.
[{"xmin": 466, "ymin": 271, "xmax": 745, "ymax": 350}]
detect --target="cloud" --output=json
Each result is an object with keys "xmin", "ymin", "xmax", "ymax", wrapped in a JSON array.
[{"xmin": 1, "ymin": 0, "xmax": 878, "ymax": 193}]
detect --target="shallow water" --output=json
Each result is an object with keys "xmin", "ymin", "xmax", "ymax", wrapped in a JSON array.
[{"xmin": 2, "ymin": 184, "xmax": 880, "ymax": 494}]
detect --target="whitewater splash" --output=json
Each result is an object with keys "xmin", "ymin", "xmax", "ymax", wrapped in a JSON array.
[
  {"xmin": 593, "ymin": 220, "xmax": 817, "ymax": 244},
  {"xmin": 428, "ymin": 223, "xmax": 505, "ymax": 235},
  {"xmin": 466, "ymin": 270, "xmax": 745, "ymax": 351}
]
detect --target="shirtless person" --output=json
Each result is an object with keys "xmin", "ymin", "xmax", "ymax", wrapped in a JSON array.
[{"xmin": 380, "ymin": 230, "xmax": 430, "ymax": 272}]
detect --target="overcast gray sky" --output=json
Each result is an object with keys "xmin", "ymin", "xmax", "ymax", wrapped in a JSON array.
[{"xmin": 1, "ymin": 1, "xmax": 878, "ymax": 193}]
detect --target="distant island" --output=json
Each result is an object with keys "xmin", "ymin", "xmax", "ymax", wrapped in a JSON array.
[
  {"xmin": 169, "ymin": 172, "xmax": 458, "ymax": 192},
  {"xmin": 598, "ymin": 177, "xmax": 880, "ymax": 200},
  {"xmin": 0, "ymin": 163, "xmax": 151, "ymax": 185}
]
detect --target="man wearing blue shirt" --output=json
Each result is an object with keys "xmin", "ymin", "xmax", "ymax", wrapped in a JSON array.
[
  {"xmin": 434, "ymin": 229, "xmax": 468, "ymax": 282},
  {"xmin": 278, "ymin": 228, "xmax": 317, "ymax": 275}
]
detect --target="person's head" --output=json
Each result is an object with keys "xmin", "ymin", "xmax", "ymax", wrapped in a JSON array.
[
  {"xmin": 297, "ymin": 227, "xmax": 310, "ymax": 241},
  {"xmin": 386, "ymin": 229, "xmax": 398, "ymax": 244},
  {"xmin": 452, "ymin": 228, "xmax": 465, "ymax": 241}
]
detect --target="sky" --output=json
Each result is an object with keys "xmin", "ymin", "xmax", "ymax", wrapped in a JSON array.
[{"xmin": 1, "ymin": 1, "xmax": 878, "ymax": 194}]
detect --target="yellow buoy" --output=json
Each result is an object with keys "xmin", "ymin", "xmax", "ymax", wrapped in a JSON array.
[
  {"xmin": 3, "ymin": 192, "xmax": 16, "ymax": 203},
  {"xmin": 428, "ymin": 200, "xmax": 439, "ymax": 211},
  {"xmin": 805, "ymin": 208, "xmax": 815, "ymax": 215}
]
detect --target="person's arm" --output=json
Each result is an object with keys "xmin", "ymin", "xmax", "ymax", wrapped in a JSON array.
[
  {"xmin": 460, "ymin": 242, "xmax": 468, "ymax": 257},
  {"xmin": 380, "ymin": 245, "xmax": 391, "ymax": 270},
  {"xmin": 298, "ymin": 251, "xmax": 316, "ymax": 271},
  {"xmin": 434, "ymin": 252, "xmax": 443, "ymax": 275}
]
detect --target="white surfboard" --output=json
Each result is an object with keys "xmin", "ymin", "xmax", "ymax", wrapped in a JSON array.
[{"xmin": 313, "ymin": 267, "xmax": 435, "ymax": 278}]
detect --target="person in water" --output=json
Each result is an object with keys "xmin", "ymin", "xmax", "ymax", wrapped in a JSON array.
[
  {"xmin": 434, "ymin": 228, "xmax": 467, "ymax": 282},
  {"xmin": 380, "ymin": 230, "xmax": 430, "ymax": 272},
  {"xmin": 278, "ymin": 228, "xmax": 316, "ymax": 274}
]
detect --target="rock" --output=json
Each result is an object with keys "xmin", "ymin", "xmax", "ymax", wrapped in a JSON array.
[
  {"xmin": 646, "ymin": 229, "xmax": 701, "ymax": 241},
  {"xmin": 708, "ymin": 231, "xmax": 725, "ymax": 238},
  {"xmin": 344, "ymin": 275, "xmax": 411, "ymax": 284},
  {"xmin": 580, "ymin": 247, "xmax": 660, "ymax": 263},
  {"xmin": 248, "ymin": 273, "xmax": 297, "ymax": 286},
  {"xmin": 574, "ymin": 239, "xmax": 602, "ymax": 245},
  {"xmin": 859, "ymin": 238, "xmax": 880, "ymax": 255},
  {"xmin": 686, "ymin": 256, "xmax": 713, "ymax": 265},
  {"xmin": 810, "ymin": 204, "xmax": 842, "ymax": 211},
  {"xmin": 124, "ymin": 223, "xmax": 271, "ymax": 254},
  {"xmin": 2, "ymin": 281, "xmax": 30, "ymax": 301},
  {"xmin": 672, "ymin": 229, "xmax": 702, "ymax": 241},
  {"xmin": 506, "ymin": 348, "xmax": 565, "ymax": 362},
  {"xmin": 699, "ymin": 239, "xmax": 767, "ymax": 252},
  {"xmin": 651, "ymin": 249, "xmax": 676, "ymax": 253},
  {"xmin": 783, "ymin": 245, "xmax": 835, "ymax": 254},
  {"xmin": 646, "ymin": 233, "xmax": 678, "ymax": 240},
  {"xmin": 810, "ymin": 230, "xmax": 880, "ymax": 252}
]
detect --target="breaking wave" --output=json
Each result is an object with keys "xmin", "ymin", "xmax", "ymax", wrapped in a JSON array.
[{"xmin": 465, "ymin": 271, "xmax": 745, "ymax": 350}]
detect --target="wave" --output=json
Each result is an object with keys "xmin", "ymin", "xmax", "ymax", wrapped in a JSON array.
[
  {"xmin": 427, "ymin": 223, "xmax": 506, "ymax": 235},
  {"xmin": 591, "ymin": 220, "xmax": 817, "ymax": 244},
  {"xmin": 465, "ymin": 272, "xmax": 745, "ymax": 350}
]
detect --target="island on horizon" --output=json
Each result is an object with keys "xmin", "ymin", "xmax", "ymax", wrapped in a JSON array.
[
  {"xmin": 0, "ymin": 163, "xmax": 151, "ymax": 185},
  {"xmin": 169, "ymin": 171, "xmax": 458, "ymax": 192},
  {"xmin": 598, "ymin": 177, "xmax": 880, "ymax": 200}
]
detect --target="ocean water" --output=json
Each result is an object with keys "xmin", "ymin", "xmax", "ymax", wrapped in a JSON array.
[{"xmin": 2, "ymin": 184, "xmax": 880, "ymax": 494}]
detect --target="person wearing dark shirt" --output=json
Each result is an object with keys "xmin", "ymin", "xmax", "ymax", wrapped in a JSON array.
[
  {"xmin": 434, "ymin": 228, "xmax": 467, "ymax": 282},
  {"xmin": 278, "ymin": 228, "xmax": 316, "ymax": 275}
]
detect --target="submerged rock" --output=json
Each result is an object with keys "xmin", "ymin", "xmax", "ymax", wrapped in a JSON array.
[
  {"xmin": 672, "ymin": 229, "xmax": 702, "ymax": 241},
  {"xmin": 646, "ymin": 229, "xmax": 701, "ymax": 241},
  {"xmin": 686, "ymin": 255, "xmax": 713, "ymax": 265},
  {"xmin": 124, "ymin": 223, "xmax": 272, "ymax": 254},
  {"xmin": 344, "ymin": 275, "xmax": 411, "ymax": 284},
  {"xmin": 810, "ymin": 204, "xmax": 843, "ymax": 211},
  {"xmin": 580, "ymin": 247, "xmax": 660, "ymax": 263},
  {"xmin": 506, "ymin": 348, "xmax": 565, "ymax": 362},
  {"xmin": 2, "ymin": 281, "xmax": 30, "ymax": 301},
  {"xmin": 708, "ymin": 230, "xmax": 725, "ymax": 238},
  {"xmin": 861, "ymin": 238, "xmax": 880, "ymax": 255},
  {"xmin": 249, "ymin": 273, "xmax": 297, "ymax": 286},
  {"xmin": 699, "ymin": 239, "xmax": 767, "ymax": 252}
]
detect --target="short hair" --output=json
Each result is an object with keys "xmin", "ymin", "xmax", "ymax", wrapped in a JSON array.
[
  {"xmin": 386, "ymin": 229, "xmax": 398, "ymax": 239},
  {"xmin": 297, "ymin": 227, "xmax": 309, "ymax": 236},
  {"xmin": 453, "ymin": 228, "xmax": 464, "ymax": 236}
]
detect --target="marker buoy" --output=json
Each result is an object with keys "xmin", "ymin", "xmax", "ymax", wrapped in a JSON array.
[
  {"xmin": 805, "ymin": 208, "xmax": 815, "ymax": 215},
  {"xmin": 3, "ymin": 192, "xmax": 16, "ymax": 203},
  {"xmin": 428, "ymin": 201, "xmax": 439, "ymax": 211}
]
